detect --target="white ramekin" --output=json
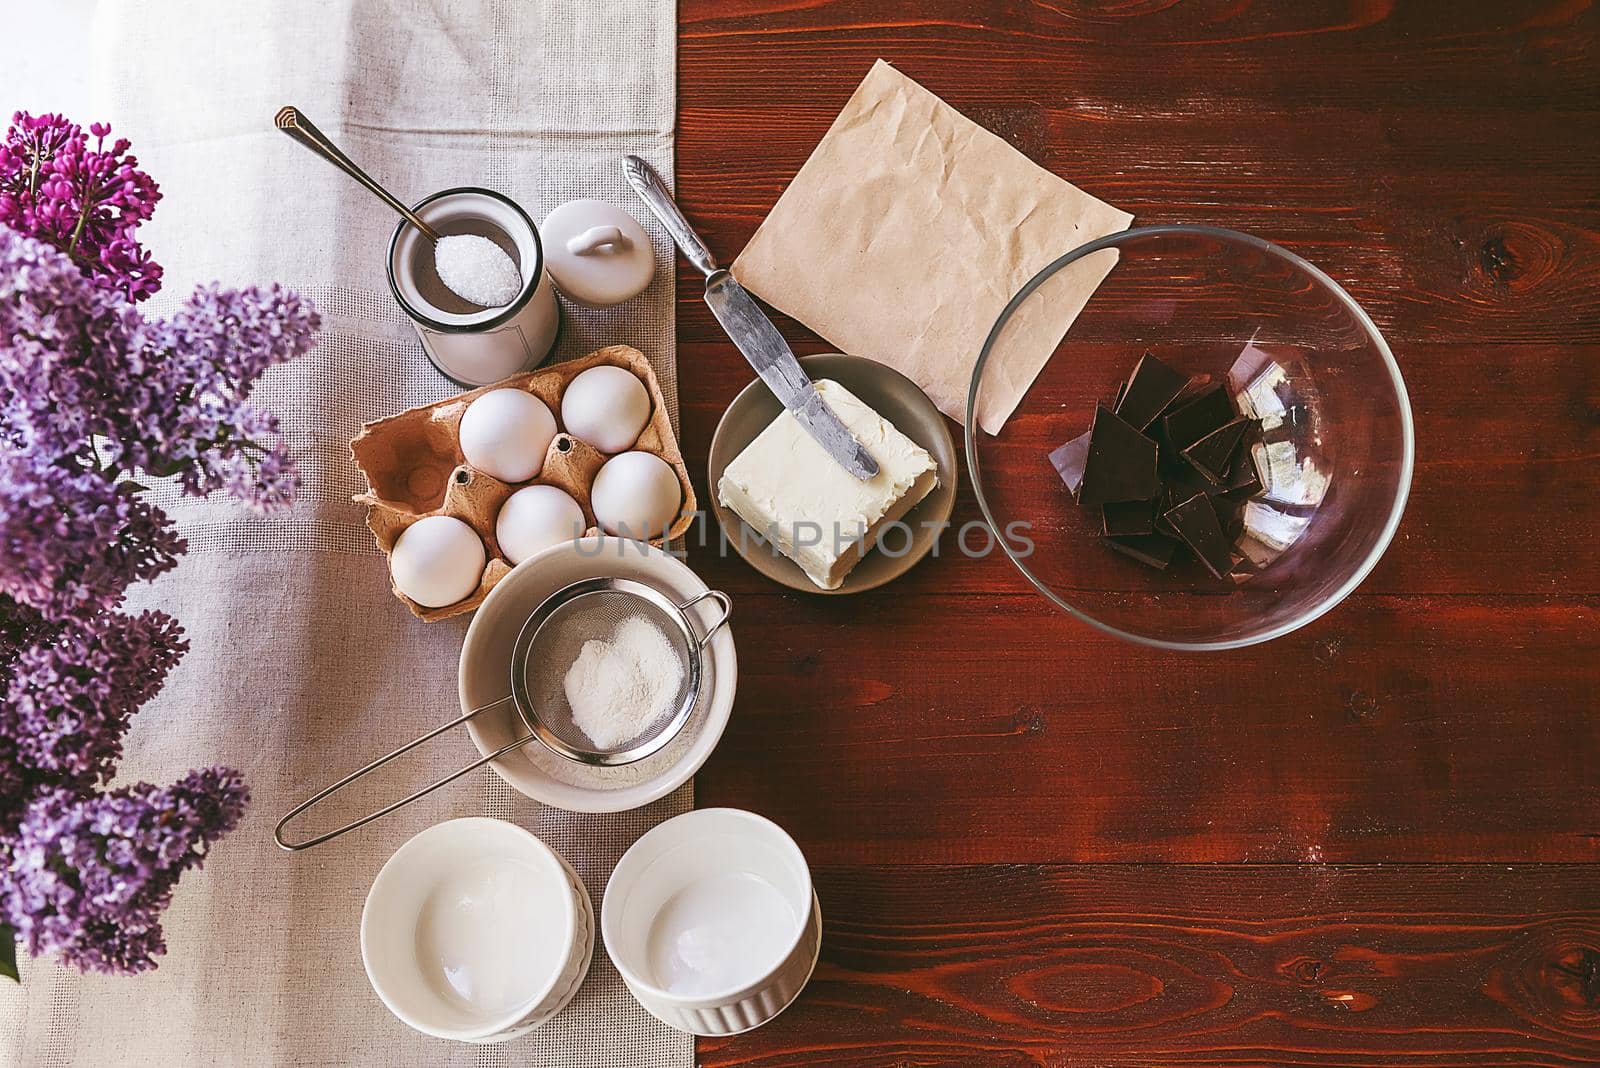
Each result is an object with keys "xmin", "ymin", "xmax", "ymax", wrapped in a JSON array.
[
  {"xmin": 360, "ymin": 818, "xmax": 593, "ymax": 1043},
  {"xmin": 601, "ymin": 808, "xmax": 821, "ymax": 1036}
]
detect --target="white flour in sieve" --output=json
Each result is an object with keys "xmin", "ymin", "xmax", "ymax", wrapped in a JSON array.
[{"xmin": 563, "ymin": 615, "xmax": 685, "ymax": 750}]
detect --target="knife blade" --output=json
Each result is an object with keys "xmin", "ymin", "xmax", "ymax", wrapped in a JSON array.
[
  {"xmin": 702, "ymin": 274, "xmax": 880, "ymax": 479},
  {"xmin": 621, "ymin": 155, "xmax": 879, "ymax": 480}
]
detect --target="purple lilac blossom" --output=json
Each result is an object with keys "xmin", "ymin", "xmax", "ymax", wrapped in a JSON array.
[
  {"xmin": 121, "ymin": 282, "xmax": 320, "ymax": 508},
  {"xmin": 0, "ymin": 768, "xmax": 248, "ymax": 973},
  {"xmin": 0, "ymin": 113, "xmax": 161, "ymax": 300},
  {"xmin": 1, "ymin": 610, "xmax": 187, "ymax": 822},
  {"xmin": 0, "ymin": 228, "xmax": 320, "ymax": 510},
  {"xmin": 0, "ymin": 114, "xmax": 316, "ymax": 977},
  {"xmin": 0, "ymin": 226, "xmax": 141, "ymax": 459},
  {"xmin": 0, "ymin": 450, "xmax": 185, "ymax": 621}
]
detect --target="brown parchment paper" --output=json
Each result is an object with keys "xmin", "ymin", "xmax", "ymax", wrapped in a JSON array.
[{"xmin": 731, "ymin": 60, "xmax": 1133, "ymax": 435}]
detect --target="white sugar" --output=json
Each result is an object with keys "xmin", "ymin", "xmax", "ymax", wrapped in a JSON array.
[
  {"xmin": 434, "ymin": 234, "xmax": 522, "ymax": 308},
  {"xmin": 562, "ymin": 616, "xmax": 684, "ymax": 751}
]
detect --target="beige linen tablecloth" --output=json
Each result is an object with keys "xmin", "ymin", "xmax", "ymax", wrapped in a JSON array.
[{"xmin": 0, "ymin": 2, "xmax": 688, "ymax": 1064}]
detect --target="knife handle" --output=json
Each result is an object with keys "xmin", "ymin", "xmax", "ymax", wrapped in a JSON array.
[{"xmin": 622, "ymin": 155, "xmax": 719, "ymax": 278}]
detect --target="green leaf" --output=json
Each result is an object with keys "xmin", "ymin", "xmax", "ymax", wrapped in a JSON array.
[
  {"xmin": 119, "ymin": 479, "xmax": 149, "ymax": 494},
  {"xmin": 0, "ymin": 925, "xmax": 18, "ymax": 983}
]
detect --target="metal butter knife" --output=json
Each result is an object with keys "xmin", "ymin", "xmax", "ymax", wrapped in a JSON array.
[{"xmin": 622, "ymin": 155, "xmax": 879, "ymax": 480}]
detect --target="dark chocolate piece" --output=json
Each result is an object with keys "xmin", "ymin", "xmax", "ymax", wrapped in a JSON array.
[
  {"xmin": 1114, "ymin": 351, "xmax": 1189, "ymax": 431},
  {"xmin": 1113, "ymin": 378, "xmax": 1128, "ymax": 410},
  {"xmin": 1161, "ymin": 383, "xmax": 1236, "ymax": 451},
  {"xmin": 1164, "ymin": 469, "xmax": 1219, "ymax": 509},
  {"xmin": 1220, "ymin": 498, "xmax": 1246, "ymax": 542},
  {"xmin": 1226, "ymin": 342, "xmax": 1274, "ymax": 394},
  {"xmin": 1048, "ymin": 431, "xmax": 1092, "ymax": 498},
  {"xmin": 1148, "ymin": 377, "xmax": 1210, "ymax": 459},
  {"xmin": 1101, "ymin": 499, "xmax": 1154, "ymax": 537},
  {"xmin": 1158, "ymin": 373, "xmax": 1216, "ymax": 419},
  {"xmin": 1079, "ymin": 405, "xmax": 1160, "ymax": 507},
  {"xmin": 1182, "ymin": 417, "xmax": 1250, "ymax": 485},
  {"xmin": 1221, "ymin": 436, "xmax": 1263, "ymax": 498},
  {"xmin": 1164, "ymin": 492, "xmax": 1233, "ymax": 579},
  {"xmin": 1102, "ymin": 532, "xmax": 1179, "ymax": 570},
  {"xmin": 1152, "ymin": 476, "xmax": 1185, "ymax": 535}
]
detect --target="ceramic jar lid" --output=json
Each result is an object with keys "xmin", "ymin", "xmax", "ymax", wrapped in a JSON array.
[{"xmin": 542, "ymin": 199, "xmax": 656, "ymax": 308}]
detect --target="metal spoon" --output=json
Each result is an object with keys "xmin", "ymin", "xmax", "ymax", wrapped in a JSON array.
[{"xmin": 274, "ymin": 105, "xmax": 441, "ymax": 242}]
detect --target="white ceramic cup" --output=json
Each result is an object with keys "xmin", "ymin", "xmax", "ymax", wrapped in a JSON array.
[
  {"xmin": 360, "ymin": 818, "xmax": 593, "ymax": 1043},
  {"xmin": 601, "ymin": 808, "xmax": 821, "ymax": 1036}
]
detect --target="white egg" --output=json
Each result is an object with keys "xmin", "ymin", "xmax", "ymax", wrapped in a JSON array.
[
  {"xmin": 390, "ymin": 515, "xmax": 486, "ymax": 608},
  {"xmin": 495, "ymin": 484, "xmax": 586, "ymax": 565},
  {"xmin": 590, "ymin": 451, "xmax": 682, "ymax": 541},
  {"xmin": 458, "ymin": 389, "xmax": 557, "ymax": 483},
  {"xmin": 560, "ymin": 365, "xmax": 651, "ymax": 454}
]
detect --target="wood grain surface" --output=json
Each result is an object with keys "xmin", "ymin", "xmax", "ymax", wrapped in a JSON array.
[
  {"xmin": 674, "ymin": 1, "xmax": 1599, "ymax": 1062},
  {"xmin": 702, "ymin": 865, "xmax": 1600, "ymax": 1067}
]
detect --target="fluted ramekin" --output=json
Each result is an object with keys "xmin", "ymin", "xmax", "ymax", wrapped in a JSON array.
[{"xmin": 602, "ymin": 808, "xmax": 820, "ymax": 1035}]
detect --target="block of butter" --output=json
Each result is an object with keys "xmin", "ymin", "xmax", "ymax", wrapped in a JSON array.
[{"xmin": 717, "ymin": 379, "xmax": 939, "ymax": 590}]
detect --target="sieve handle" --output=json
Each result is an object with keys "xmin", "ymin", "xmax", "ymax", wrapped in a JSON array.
[
  {"xmin": 274, "ymin": 695, "xmax": 532, "ymax": 851},
  {"xmin": 679, "ymin": 589, "xmax": 733, "ymax": 649}
]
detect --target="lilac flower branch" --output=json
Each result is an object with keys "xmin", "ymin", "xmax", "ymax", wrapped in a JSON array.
[
  {"xmin": 0, "ymin": 114, "xmax": 161, "ymax": 301},
  {"xmin": 1, "ymin": 770, "xmax": 249, "ymax": 974},
  {"xmin": 0, "ymin": 112, "xmax": 319, "ymax": 978}
]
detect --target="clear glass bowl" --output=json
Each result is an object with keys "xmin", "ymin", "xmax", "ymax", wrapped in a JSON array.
[{"xmin": 966, "ymin": 225, "xmax": 1413, "ymax": 650}]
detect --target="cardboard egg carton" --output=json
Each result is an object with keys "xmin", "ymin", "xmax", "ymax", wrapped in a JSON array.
[{"xmin": 351, "ymin": 344, "xmax": 696, "ymax": 621}]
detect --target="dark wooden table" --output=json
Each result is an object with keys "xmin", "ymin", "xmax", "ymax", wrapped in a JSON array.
[{"xmin": 674, "ymin": 3, "xmax": 1600, "ymax": 1064}]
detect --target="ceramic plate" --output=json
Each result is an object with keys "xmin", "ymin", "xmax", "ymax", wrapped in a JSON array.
[{"xmin": 707, "ymin": 353, "xmax": 958, "ymax": 595}]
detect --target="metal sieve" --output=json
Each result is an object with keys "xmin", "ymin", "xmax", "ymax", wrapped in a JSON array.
[
  {"xmin": 512, "ymin": 578, "xmax": 727, "ymax": 764},
  {"xmin": 275, "ymin": 578, "xmax": 731, "ymax": 851}
]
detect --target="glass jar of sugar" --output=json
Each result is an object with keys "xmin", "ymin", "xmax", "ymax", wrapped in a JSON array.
[{"xmin": 387, "ymin": 187, "xmax": 560, "ymax": 386}]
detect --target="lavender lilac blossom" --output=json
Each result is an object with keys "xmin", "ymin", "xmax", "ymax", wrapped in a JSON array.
[
  {"xmin": 1, "ymin": 609, "xmax": 188, "ymax": 821},
  {"xmin": 0, "ymin": 769, "xmax": 248, "ymax": 974},
  {"xmin": 0, "ymin": 450, "xmax": 185, "ymax": 620},
  {"xmin": 0, "ymin": 113, "xmax": 319, "ymax": 978},
  {"xmin": 0, "ymin": 229, "xmax": 320, "ymax": 511}
]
